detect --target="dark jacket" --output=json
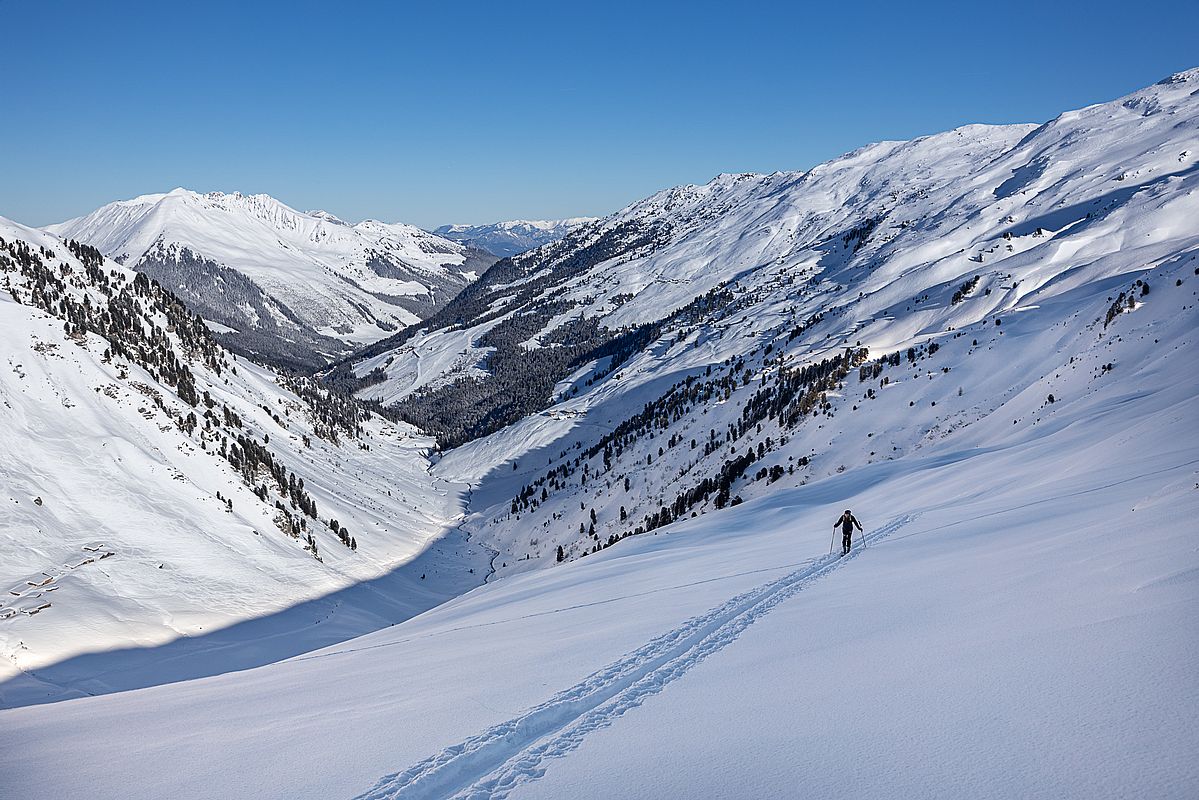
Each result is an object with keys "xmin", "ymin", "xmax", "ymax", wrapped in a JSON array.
[{"xmin": 835, "ymin": 512, "xmax": 862, "ymax": 534}]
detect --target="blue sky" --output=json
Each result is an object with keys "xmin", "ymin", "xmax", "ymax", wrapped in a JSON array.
[{"xmin": 2, "ymin": 0, "xmax": 1196, "ymax": 228}]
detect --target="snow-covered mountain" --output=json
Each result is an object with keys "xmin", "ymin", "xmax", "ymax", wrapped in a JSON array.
[
  {"xmin": 0, "ymin": 217, "xmax": 490, "ymax": 706},
  {"xmin": 2, "ymin": 71, "xmax": 1197, "ymax": 799},
  {"xmin": 353, "ymin": 68, "xmax": 1199, "ymax": 584},
  {"xmin": 434, "ymin": 217, "xmax": 597, "ymax": 258},
  {"xmin": 47, "ymin": 190, "xmax": 496, "ymax": 370}
]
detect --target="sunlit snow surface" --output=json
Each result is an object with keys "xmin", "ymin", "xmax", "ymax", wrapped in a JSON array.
[{"xmin": 389, "ymin": 69, "xmax": 1199, "ymax": 584}]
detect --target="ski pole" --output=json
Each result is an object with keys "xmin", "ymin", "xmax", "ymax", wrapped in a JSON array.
[{"xmin": 829, "ymin": 527, "xmax": 836, "ymax": 555}]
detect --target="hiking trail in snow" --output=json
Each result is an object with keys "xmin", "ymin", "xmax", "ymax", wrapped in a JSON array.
[{"xmin": 353, "ymin": 514, "xmax": 915, "ymax": 800}]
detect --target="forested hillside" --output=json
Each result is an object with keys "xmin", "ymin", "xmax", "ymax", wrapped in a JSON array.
[{"xmin": 0, "ymin": 218, "xmax": 489, "ymax": 706}]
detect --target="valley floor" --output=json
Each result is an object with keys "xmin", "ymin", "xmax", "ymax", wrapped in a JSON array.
[{"xmin": 2, "ymin": 368, "xmax": 1195, "ymax": 799}]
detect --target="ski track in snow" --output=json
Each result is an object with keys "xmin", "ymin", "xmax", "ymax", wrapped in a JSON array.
[{"xmin": 353, "ymin": 514, "xmax": 915, "ymax": 800}]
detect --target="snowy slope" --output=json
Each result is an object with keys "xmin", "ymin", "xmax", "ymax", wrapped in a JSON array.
[
  {"xmin": 0, "ymin": 218, "xmax": 490, "ymax": 706},
  {"xmin": 0, "ymin": 241, "xmax": 1194, "ymax": 797},
  {"xmin": 434, "ymin": 217, "xmax": 597, "ymax": 258},
  {"xmin": 47, "ymin": 190, "xmax": 495, "ymax": 369}
]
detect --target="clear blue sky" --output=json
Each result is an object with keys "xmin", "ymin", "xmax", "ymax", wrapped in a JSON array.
[{"xmin": 2, "ymin": 0, "xmax": 1196, "ymax": 229}]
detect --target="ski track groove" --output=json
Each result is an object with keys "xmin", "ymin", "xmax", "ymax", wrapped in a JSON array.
[{"xmin": 352, "ymin": 513, "xmax": 916, "ymax": 800}]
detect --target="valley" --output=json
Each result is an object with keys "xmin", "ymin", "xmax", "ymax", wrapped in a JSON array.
[{"xmin": 0, "ymin": 66, "xmax": 1196, "ymax": 800}]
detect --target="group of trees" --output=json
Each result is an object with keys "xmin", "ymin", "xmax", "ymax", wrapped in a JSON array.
[
  {"xmin": 2, "ymin": 237, "xmax": 228, "ymax": 397},
  {"xmin": 1104, "ymin": 279, "xmax": 1149, "ymax": 327},
  {"xmin": 951, "ymin": 275, "xmax": 981, "ymax": 305},
  {"xmin": 505, "ymin": 326, "xmax": 870, "ymax": 563},
  {"xmin": 509, "ymin": 316, "xmax": 967, "ymax": 566},
  {"xmin": 393, "ymin": 308, "xmax": 662, "ymax": 449},
  {"xmin": 632, "ymin": 347, "xmax": 867, "ymax": 536},
  {"xmin": 329, "ymin": 519, "xmax": 357, "ymax": 550},
  {"xmin": 391, "ymin": 278, "xmax": 743, "ymax": 450},
  {"xmin": 277, "ymin": 374, "xmax": 368, "ymax": 444},
  {"xmin": 841, "ymin": 216, "xmax": 881, "ymax": 254}
]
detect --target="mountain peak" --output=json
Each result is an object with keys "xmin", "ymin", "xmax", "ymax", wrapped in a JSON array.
[{"xmin": 43, "ymin": 191, "xmax": 494, "ymax": 368}]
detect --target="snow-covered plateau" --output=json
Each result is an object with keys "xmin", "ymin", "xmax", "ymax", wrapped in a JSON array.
[{"xmin": 1, "ymin": 70, "xmax": 1197, "ymax": 799}]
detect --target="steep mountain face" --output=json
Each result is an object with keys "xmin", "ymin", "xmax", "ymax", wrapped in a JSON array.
[
  {"xmin": 434, "ymin": 218, "xmax": 598, "ymax": 258},
  {"xmin": 47, "ymin": 190, "xmax": 496, "ymax": 370},
  {"xmin": 351, "ymin": 69, "xmax": 1199, "ymax": 581},
  {"xmin": 0, "ymin": 218, "xmax": 490, "ymax": 706}
]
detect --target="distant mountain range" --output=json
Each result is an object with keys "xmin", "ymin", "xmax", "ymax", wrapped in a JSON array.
[
  {"xmin": 434, "ymin": 218, "xmax": 597, "ymax": 258},
  {"xmin": 47, "ymin": 190, "xmax": 496, "ymax": 370}
]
